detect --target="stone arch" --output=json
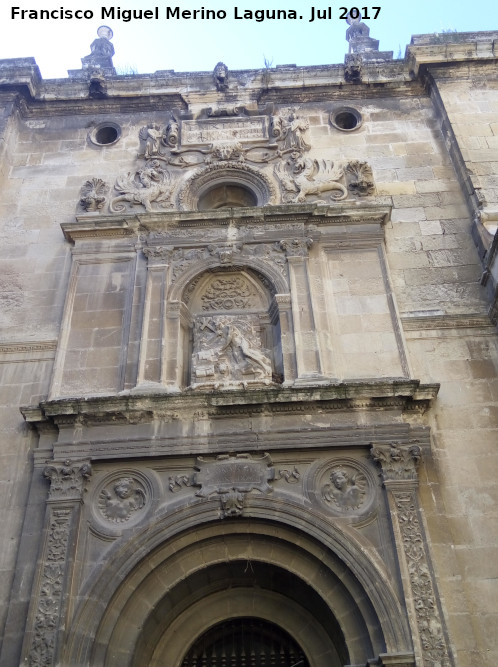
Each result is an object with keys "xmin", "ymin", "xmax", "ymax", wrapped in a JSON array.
[
  {"xmin": 62, "ymin": 498, "xmax": 412, "ymax": 667},
  {"xmin": 177, "ymin": 161, "xmax": 278, "ymax": 211},
  {"xmin": 169, "ymin": 255, "xmax": 288, "ymax": 303}
]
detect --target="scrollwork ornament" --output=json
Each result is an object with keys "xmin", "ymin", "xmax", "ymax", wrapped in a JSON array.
[
  {"xmin": 79, "ymin": 178, "xmax": 109, "ymax": 212},
  {"xmin": 346, "ymin": 160, "xmax": 375, "ymax": 196}
]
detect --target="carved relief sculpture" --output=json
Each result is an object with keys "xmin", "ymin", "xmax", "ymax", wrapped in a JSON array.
[
  {"xmin": 200, "ymin": 275, "xmax": 257, "ymax": 311},
  {"xmin": 270, "ymin": 112, "xmax": 311, "ymax": 153},
  {"xmin": 213, "ymin": 62, "xmax": 229, "ymax": 91},
  {"xmin": 43, "ymin": 459, "xmax": 92, "ymax": 500},
  {"xmin": 371, "ymin": 444, "xmax": 453, "ymax": 667},
  {"xmin": 138, "ymin": 123, "xmax": 165, "ymax": 158},
  {"xmin": 79, "ymin": 178, "xmax": 109, "ymax": 212},
  {"xmin": 191, "ymin": 315, "xmax": 272, "ymax": 388},
  {"xmin": 346, "ymin": 160, "xmax": 375, "ymax": 196},
  {"xmin": 344, "ymin": 53, "xmax": 363, "ymax": 83},
  {"xmin": 194, "ymin": 453, "xmax": 274, "ymax": 517},
  {"xmin": 98, "ymin": 476, "xmax": 147, "ymax": 523},
  {"xmin": 109, "ymin": 160, "xmax": 172, "ymax": 212},
  {"xmin": 322, "ymin": 466, "xmax": 367, "ymax": 511},
  {"xmin": 275, "ymin": 154, "xmax": 348, "ymax": 203}
]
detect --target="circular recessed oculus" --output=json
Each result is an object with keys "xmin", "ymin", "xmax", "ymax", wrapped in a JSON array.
[
  {"xmin": 89, "ymin": 122, "xmax": 121, "ymax": 146},
  {"xmin": 330, "ymin": 107, "xmax": 362, "ymax": 132}
]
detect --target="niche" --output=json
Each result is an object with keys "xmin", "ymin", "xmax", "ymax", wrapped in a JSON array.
[{"xmin": 182, "ymin": 269, "xmax": 283, "ymax": 389}]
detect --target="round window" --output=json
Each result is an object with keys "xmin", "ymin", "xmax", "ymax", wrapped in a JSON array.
[
  {"xmin": 330, "ymin": 107, "xmax": 362, "ymax": 132},
  {"xmin": 89, "ymin": 122, "xmax": 121, "ymax": 146}
]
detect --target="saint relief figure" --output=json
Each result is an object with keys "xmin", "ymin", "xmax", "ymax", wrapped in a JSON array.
[{"xmin": 192, "ymin": 316, "xmax": 272, "ymax": 387}]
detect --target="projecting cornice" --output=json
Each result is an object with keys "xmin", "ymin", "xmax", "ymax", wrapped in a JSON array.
[
  {"xmin": 21, "ymin": 379, "xmax": 439, "ymax": 430},
  {"xmin": 61, "ymin": 203, "xmax": 392, "ymax": 243}
]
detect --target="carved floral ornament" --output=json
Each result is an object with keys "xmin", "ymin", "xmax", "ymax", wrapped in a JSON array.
[
  {"xmin": 43, "ymin": 459, "xmax": 92, "ymax": 500},
  {"xmin": 77, "ymin": 107, "xmax": 375, "ymax": 214}
]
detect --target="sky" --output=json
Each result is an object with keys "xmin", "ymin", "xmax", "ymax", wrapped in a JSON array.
[{"xmin": 0, "ymin": 0, "xmax": 496, "ymax": 79}]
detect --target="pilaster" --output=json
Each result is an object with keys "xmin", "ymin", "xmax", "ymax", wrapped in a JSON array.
[
  {"xmin": 371, "ymin": 444, "xmax": 454, "ymax": 667},
  {"xmin": 21, "ymin": 460, "xmax": 92, "ymax": 667}
]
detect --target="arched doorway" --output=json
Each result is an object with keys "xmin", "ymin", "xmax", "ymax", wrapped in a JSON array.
[
  {"xmin": 62, "ymin": 504, "xmax": 412, "ymax": 667},
  {"xmin": 180, "ymin": 617, "xmax": 310, "ymax": 667}
]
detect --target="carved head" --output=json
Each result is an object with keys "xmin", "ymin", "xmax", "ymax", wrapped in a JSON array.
[
  {"xmin": 114, "ymin": 477, "xmax": 135, "ymax": 499},
  {"xmin": 330, "ymin": 469, "xmax": 348, "ymax": 490}
]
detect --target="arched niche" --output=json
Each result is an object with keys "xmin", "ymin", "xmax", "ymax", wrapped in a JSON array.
[
  {"xmin": 176, "ymin": 266, "xmax": 284, "ymax": 390},
  {"xmin": 61, "ymin": 502, "xmax": 412, "ymax": 667}
]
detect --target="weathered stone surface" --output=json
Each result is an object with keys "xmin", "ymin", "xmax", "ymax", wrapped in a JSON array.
[{"xmin": 0, "ymin": 27, "xmax": 497, "ymax": 667}]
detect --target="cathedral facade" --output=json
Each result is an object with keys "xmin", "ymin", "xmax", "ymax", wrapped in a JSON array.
[{"xmin": 0, "ymin": 23, "xmax": 497, "ymax": 667}]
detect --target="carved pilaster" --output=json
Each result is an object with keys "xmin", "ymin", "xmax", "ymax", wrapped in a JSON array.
[
  {"xmin": 371, "ymin": 444, "xmax": 453, "ymax": 667},
  {"xmin": 23, "ymin": 461, "xmax": 92, "ymax": 667}
]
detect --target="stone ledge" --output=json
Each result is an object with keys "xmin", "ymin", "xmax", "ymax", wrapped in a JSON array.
[{"xmin": 21, "ymin": 379, "xmax": 439, "ymax": 427}]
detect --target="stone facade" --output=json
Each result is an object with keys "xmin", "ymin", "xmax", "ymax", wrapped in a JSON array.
[{"xmin": 0, "ymin": 25, "xmax": 497, "ymax": 667}]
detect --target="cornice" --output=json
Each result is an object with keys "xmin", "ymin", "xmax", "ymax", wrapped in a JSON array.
[
  {"xmin": 22, "ymin": 379, "xmax": 439, "ymax": 427},
  {"xmin": 401, "ymin": 313, "xmax": 493, "ymax": 331},
  {"xmin": 0, "ymin": 340, "xmax": 57, "ymax": 363},
  {"xmin": 62, "ymin": 204, "xmax": 391, "ymax": 243}
]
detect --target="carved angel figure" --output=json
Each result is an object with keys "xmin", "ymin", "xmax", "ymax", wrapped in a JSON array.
[
  {"xmin": 272, "ymin": 113, "xmax": 311, "ymax": 153},
  {"xmin": 139, "ymin": 124, "xmax": 164, "ymax": 158},
  {"xmin": 98, "ymin": 477, "xmax": 146, "ymax": 522},
  {"xmin": 322, "ymin": 468, "xmax": 366, "ymax": 510},
  {"xmin": 110, "ymin": 160, "xmax": 172, "ymax": 212},
  {"xmin": 275, "ymin": 154, "xmax": 348, "ymax": 203}
]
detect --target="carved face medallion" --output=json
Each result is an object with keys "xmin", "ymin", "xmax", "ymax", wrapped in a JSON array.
[{"xmin": 97, "ymin": 475, "xmax": 148, "ymax": 523}]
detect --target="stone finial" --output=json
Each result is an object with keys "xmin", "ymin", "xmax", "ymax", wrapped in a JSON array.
[
  {"xmin": 213, "ymin": 62, "xmax": 229, "ymax": 91},
  {"xmin": 344, "ymin": 15, "xmax": 393, "ymax": 65},
  {"xmin": 81, "ymin": 26, "xmax": 116, "ymax": 74}
]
